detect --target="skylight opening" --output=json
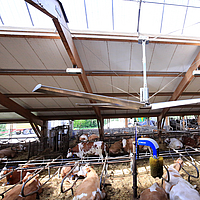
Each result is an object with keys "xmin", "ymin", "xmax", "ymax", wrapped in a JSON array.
[{"xmin": 0, "ymin": 0, "xmax": 200, "ymax": 39}]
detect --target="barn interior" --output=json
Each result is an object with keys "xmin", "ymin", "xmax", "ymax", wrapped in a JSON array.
[{"xmin": 1, "ymin": 0, "xmax": 200, "ymax": 199}]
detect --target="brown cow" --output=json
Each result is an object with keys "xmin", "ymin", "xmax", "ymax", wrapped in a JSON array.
[
  {"xmin": 73, "ymin": 165, "xmax": 106, "ymax": 200},
  {"xmin": 0, "ymin": 145, "xmax": 25, "ymax": 158},
  {"xmin": 3, "ymin": 164, "xmax": 36, "ymax": 185},
  {"xmin": 88, "ymin": 134, "xmax": 99, "ymax": 141},
  {"xmin": 109, "ymin": 138, "xmax": 148, "ymax": 155},
  {"xmin": 179, "ymin": 136, "xmax": 196, "ymax": 147},
  {"xmin": 109, "ymin": 140, "xmax": 123, "ymax": 155},
  {"xmin": 3, "ymin": 173, "xmax": 42, "ymax": 200},
  {"xmin": 140, "ymin": 182, "xmax": 168, "ymax": 200}
]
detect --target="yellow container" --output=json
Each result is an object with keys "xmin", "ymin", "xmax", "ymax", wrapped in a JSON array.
[{"xmin": 149, "ymin": 156, "xmax": 163, "ymax": 178}]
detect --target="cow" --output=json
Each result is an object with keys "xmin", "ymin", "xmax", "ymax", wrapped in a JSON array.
[
  {"xmin": 162, "ymin": 158, "xmax": 200, "ymax": 200},
  {"xmin": 193, "ymin": 134, "xmax": 200, "ymax": 147},
  {"xmin": 179, "ymin": 135, "xmax": 196, "ymax": 147},
  {"xmin": 3, "ymin": 173, "xmax": 42, "ymax": 200},
  {"xmin": 109, "ymin": 140, "xmax": 123, "ymax": 155},
  {"xmin": 60, "ymin": 163, "xmax": 88, "ymax": 183},
  {"xmin": 164, "ymin": 138, "xmax": 183, "ymax": 149},
  {"xmin": 169, "ymin": 178, "xmax": 200, "ymax": 200},
  {"xmin": 72, "ymin": 165, "xmax": 106, "ymax": 200},
  {"xmin": 0, "ymin": 145, "xmax": 25, "ymax": 158},
  {"xmin": 3, "ymin": 164, "xmax": 36, "ymax": 185},
  {"xmin": 88, "ymin": 134, "xmax": 99, "ymax": 141},
  {"xmin": 109, "ymin": 138, "xmax": 150, "ymax": 155},
  {"xmin": 79, "ymin": 134, "xmax": 89, "ymax": 141},
  {"xmin": 67, "ymin": 141, "xmax": 108, "ymax": 160},
  {"xmin": 163, "ymin": 158, "xmax": 184, "ymax": 194},
  {"xmin": 139, "ymin": 182, "xmax": 168, "ymax": 200}
]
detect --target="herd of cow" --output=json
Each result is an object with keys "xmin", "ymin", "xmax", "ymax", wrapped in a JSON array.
[{"xmin": 0, "ymin": 132, "xmax": 200, "ymax": 199}]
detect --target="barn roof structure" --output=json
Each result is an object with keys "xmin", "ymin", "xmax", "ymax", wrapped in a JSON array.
[{"xmin": 1, "ymin": 0, "xmax": 200, "ymax": 132}]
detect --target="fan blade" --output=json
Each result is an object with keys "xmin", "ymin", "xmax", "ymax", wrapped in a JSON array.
[
  {"xmin": 76, "ymin": 103, "xmax": 131, "ymax": 109},
  {"xmin": 33, "ymin": 84, "xmax": 145, "ymax": 110},
  {"xmin": 76, "ymin": 103, "xmax": 114, "ymax": 106},
  {"xmin": 151, "ymin": 98, "xmax": 200, "ymax": 110}
]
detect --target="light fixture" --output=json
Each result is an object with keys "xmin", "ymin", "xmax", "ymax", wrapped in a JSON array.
[
  {"xmin": 66, "ymin": 67, "xmax": 82, "ymax": 74},
  {"xmin": 193, "ymin": 70, "xmax": 200, "ymax": 76}
]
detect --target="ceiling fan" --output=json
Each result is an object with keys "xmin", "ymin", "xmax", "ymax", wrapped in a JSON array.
[{"xmin": 33, "ymin": 36, "xmax": 200, "ymax": 111}]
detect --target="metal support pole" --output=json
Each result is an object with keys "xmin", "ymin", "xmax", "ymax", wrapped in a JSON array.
[
  {"xmin": 132, "ymin": 126, "xmax": 137, "ymax": 198},
  {"xmin": 142, "ymin": 40, "xmax": 147, "ymax": 89}
]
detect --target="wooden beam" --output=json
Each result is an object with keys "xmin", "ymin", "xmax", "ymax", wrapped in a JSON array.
[
  {"xmin": 0, "ymin": 92, "xmax": 43, "ymax": 126},
  {"xmin": 25, "ymin": 0, "xmax": 102, "ymax": 122},
  {"xmin": 158, "ymin": 50, "xmax": 200, "ymax": 124},
  {"xmin": 2, "ymin": 28, "xmax": 200, "ymax": 46}
]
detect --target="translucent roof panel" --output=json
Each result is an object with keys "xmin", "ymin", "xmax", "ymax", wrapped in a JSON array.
[
  {"xmin": 1, "ymin": 0, "xmax": 200, "ymax": 38},
  {"xmin": 112, "ymin": 0, "xmax": 139, "ymax": 33},
  {"xmin": 0, "ymin": 0, "xmax": 55, "ymax": 29}
]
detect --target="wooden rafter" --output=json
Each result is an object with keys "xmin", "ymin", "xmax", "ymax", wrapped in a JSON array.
[{"xmin": 158, "ymin": 50, "xmax": 200, "ymax": 125}]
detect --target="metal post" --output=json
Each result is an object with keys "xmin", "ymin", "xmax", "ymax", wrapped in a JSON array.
[
  {"xmin": 132, "ymin": 126, "xmax": 137, "ymax": 198},
  {"xmin": 142, "ymin": 40, "xmax": 147, "ymax": 89}
]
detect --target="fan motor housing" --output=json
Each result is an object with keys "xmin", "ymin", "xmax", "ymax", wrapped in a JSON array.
[{"xmin": 140, "ymin": 87, "xmax": 149, "ymax": 103}]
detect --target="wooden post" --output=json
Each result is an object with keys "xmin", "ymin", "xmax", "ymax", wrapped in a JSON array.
[
  {"xmin": 125, "ymin": 118, "xmax": 128, "ymax": 128},
  {"xmin": 165, "ymin": 117, "xmax": 169, "ymax": 126},
  {"xmin": 198, "ymin": 116, "xmax": 200, "ymax": 129},
  {"xmin": 182, "ymin": 116, "xmax": 185, "ymax": 130}
]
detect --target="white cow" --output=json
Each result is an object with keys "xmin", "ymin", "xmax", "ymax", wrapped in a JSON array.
[
  {"xmin": 165, "ymin": 138, "xmax": 183, "ymax": 149},
  {"xmin": 169, "ymin": 179, "xmax": 200, "ymax": 200},
  {"xmin": 67, "ymin": 141, "xmax": 108, "ymax": 160},
  {"xmin": 163, "ymin": 158, "xmax": 200, "ymax": 200}
]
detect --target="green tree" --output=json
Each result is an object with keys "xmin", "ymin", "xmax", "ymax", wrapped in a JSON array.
[{"xmin": 73, "ymin": 119, "xmax": 98, "ymax": 129}]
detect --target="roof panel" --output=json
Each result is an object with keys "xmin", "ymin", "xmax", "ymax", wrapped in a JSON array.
[
  {"xmin": 75, "ymin": 40, "xmax": 109, "ymax": 71},
  {"xmin": 84, "ymin": 0, "xmax": 113, "ymax": 31},
  {"xmin": 60, "ymin": 0, "xmax": 87, "ymax": 30},
  {"xmin": 108, "ymin": 41, "xmax": 132, "ymax": 71},
  {"xmin": 88, "ymin": 76, "xmax": 113, "ymax": 93},
  {"xmin": 0, "ymin": 0, "xmax": 32, "ymax": 27},
  {"xmin": 161, "ymin": 2, "xmax": 187, "ymax": 35},
  {"xmin": 26, "ymin": 2, "xmax": 54, "ymax": 28},
  {"xmin": 140, "ymin": 0, "xmax": 164, "ymax": 34},
  {"xmin": 185, "ymin": 78, "xmax": 200, "ymax": 92},
  {"xmin": 113, "ymin": 0, "xmax": 139, "ymax": 32}
]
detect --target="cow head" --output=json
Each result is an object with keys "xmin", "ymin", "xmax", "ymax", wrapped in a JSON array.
[
  {"xmin": 11, "ymin": 144, "xmax": 26, "ymax": 152},
  {"xmin": 171, "ymin": 158, "xmax": 184, "ymax": 172},
  {"xmin": 66, "ymin": 148, "xmax": 73, "ymax": 158},
  {"xmin": 164, "ymin": 138, "xmax": 170, "ymax": 144}
]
